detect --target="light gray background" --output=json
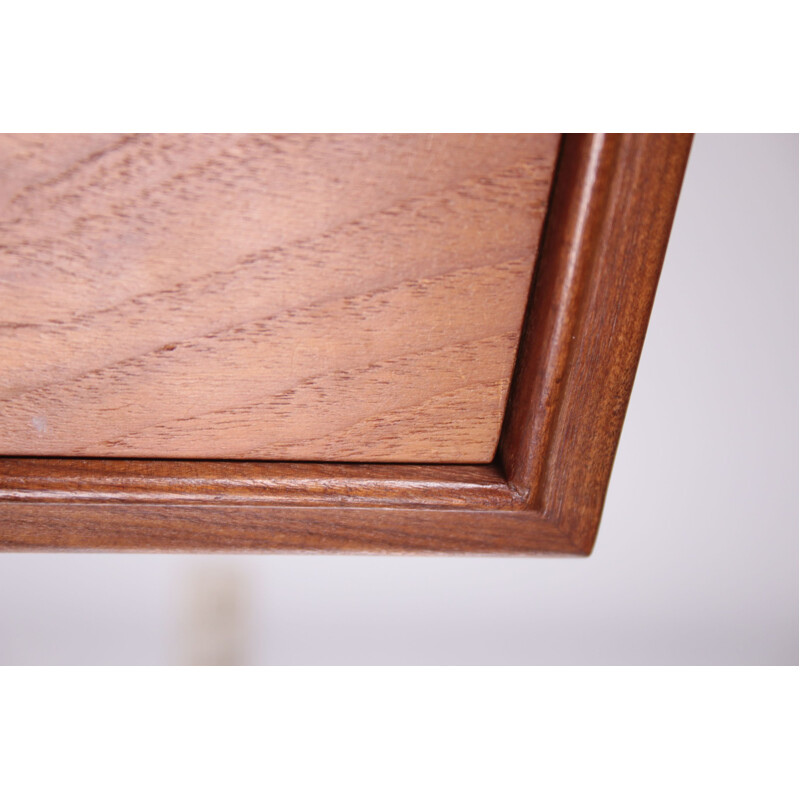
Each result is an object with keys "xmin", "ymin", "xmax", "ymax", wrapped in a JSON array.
[{"xmin": 0, "ymin": 133, "xmax": 797, "ymax": 665}]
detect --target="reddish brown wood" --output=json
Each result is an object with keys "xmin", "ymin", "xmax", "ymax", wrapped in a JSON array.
[
  {"xmin": 0, "ymin": 459, "xmax": 511, "ymax": 508},
  {"xmin": 0, "ymin": 133, "xmax": 559, "ymax": 462},
  {"xmin": 0, "ymin": 133, "xmax": 692, "ymax": 554},
  {"xmin": 499, "ymin": 133, "xmax": 693, "ymax": 552},
  {"xmin": 0, "ymin": 502, "xmax": 572, "ymax": 554}
]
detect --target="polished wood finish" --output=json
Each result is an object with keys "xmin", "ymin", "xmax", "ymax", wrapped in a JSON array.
[
  {"xmin": 0, "ymin": 133, "xmax": 559, "ymax": 462},
  {"xmin": 0, "ymin": 459, "xmax": 511, "ymax": 508},
  {"xmin": 0, "ymin": 134, "xmax": 692, "ymax": 554},
  {"xmin": 500, "ymin": 133, "xmax": 693, "ymax": 551}
]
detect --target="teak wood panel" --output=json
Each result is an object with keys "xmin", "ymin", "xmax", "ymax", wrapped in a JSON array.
[
  {"xmin": 0, "ymin": 133, "xmax": 559, "ymax": 462},
  {"xmin": 0, "ymin": 134, "xmax": 693, "ymax": 555}
]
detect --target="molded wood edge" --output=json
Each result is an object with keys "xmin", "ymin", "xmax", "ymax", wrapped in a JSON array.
[
  {"xmin": 0, "ymin": 502, "xmax": 579, "ymax": 555},
  {"xmin": 499, "ymin": 133, "xmax": 622, "ymax": 501},
  {"xmin": 0, "ymin": 458, "xmax": 512, "ymax": 509},
  {"xmin": 0, "ymin": 134, "xmax": 692, "ymax": 556},
  {"xmin": 499, "ymin": 133, "xmax": 693, "ymax": 554}
]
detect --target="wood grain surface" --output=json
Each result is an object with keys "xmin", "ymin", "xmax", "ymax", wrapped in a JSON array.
[
  {"xmin": 0, "ymin": 133, "xmax": 560, "ymax": 462},
  {"xmin": 499, "ymin": 133, "xmax": 693, "ymax": 551},
  {"xmin": 0, "ymin": 458, "xmax": 512, "ymax": 509},
  {"xmin": 0, "ymin": 134, "xmax": 692, "ymax": 555},
  {"xmin": 0, "ymin": 498, "xmax": 572, "ymax": 555}
]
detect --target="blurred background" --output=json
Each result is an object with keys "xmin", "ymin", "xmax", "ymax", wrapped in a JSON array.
[{"xmin": 0, "ymin": 133, "xmax": 796, "ymax": 665}]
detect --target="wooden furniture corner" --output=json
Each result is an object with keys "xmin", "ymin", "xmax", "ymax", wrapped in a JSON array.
[{"xmin": 0, "ymin": 133, "xmax": 692, "ymax": 554}]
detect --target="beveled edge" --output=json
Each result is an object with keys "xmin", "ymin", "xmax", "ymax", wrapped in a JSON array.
[{"xmin": 0, "ymin": 134, "xmax": 692, "ymax": 555}]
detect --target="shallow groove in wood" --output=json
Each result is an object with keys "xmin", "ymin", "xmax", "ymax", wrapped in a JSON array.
[{"xmin": 0, "ymin": 458, "xmax": 513, "ymax": 509}]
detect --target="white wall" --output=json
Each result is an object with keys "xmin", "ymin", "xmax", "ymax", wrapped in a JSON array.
[{"xmin": 0, "ymin": 133, "xmax": 796, "ymax": 665}]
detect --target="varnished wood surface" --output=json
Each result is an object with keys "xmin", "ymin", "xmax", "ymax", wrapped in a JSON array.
[
  {"xmin": 0, "ymin": 502, "xmax": 574, "ymax": 555},
  {"xmin": 499, "ymin": 133, "xmax": 693, "ymax": 551},
  {"xmin": 0, "ymin": 133, "xmax": 560, "ymax": 462},
  {"xmin": 0, "ymin": 458, "xmax": 512, "ymax": 509},
  {"xmin": 0, "ymin": 134, "xmax": 692, "ymax": 555}
]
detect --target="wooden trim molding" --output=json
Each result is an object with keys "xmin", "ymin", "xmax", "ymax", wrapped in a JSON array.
[{"xmin": 0, "ymin": 133, "xmax": 692, "ymax": 554}]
